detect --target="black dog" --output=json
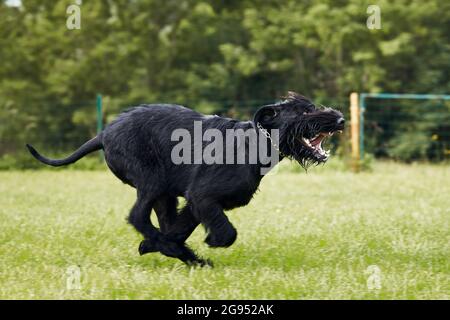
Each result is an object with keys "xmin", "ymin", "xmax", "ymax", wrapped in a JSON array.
[{"xmin": 27, "ymin": 92, "xmax": 344, "ymax": 266}]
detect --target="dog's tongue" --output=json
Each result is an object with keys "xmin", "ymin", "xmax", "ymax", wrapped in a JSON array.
[{"xmin": 310, "ymin": 135, "xmax": 324, "ymax": 147}]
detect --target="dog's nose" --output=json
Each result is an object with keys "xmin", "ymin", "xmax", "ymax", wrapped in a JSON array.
[{"xmin": 337, "ymin": 117, "xmax": 345, "ymax": 125}]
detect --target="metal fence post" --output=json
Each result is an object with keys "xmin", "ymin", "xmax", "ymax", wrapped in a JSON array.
[{"xmin": 350, "ymin": 92, "xmax": 360, "ymax": 172}]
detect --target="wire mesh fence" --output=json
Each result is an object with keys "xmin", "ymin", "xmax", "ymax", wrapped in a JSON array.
[{"xmin": 362, "ymin": 97, "xmax": 450, "ymax": 162}]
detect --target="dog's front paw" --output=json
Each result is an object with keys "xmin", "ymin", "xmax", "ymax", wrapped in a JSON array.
[{"xmin": 205, "ymin": 225, "xmax": 237, "ymax": 248}]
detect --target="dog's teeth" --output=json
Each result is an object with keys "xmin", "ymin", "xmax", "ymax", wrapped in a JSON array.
[
  {"xmin": 302, "ymin": 138, "xmax": 311, "ymax": 146},
  {"xmin": 329, "ymin": 132, "xmax": 334, "ymax": 136}
]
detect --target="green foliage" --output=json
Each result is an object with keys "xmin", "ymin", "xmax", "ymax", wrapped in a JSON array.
[{"xmin": 0, "ymin": 0, "xmax": 449, "ymax": 164}]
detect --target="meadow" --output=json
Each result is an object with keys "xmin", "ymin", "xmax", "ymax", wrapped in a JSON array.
[{"xmin": 0, "ymin": 161, "xmax": 448, "ymax": 299}]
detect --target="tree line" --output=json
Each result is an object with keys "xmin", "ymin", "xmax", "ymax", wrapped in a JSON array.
[{"xmin": 0, "ymin": 0, "xmax": 449, "ymax": 166}]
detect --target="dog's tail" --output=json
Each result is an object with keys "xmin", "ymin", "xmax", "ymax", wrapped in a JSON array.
[{"xmin": 26, "ymin": 135, "xmax": 103, "ymax": 167}]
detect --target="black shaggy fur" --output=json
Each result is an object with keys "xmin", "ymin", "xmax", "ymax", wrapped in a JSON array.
[{"xmin": 26, "ymin": 92, "xmax": 344, "ymax": 266}]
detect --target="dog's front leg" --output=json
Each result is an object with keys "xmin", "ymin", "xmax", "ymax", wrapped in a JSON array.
[{"xmin": 192, "ymin": 200, "xmax": 237, "ymax": 248}]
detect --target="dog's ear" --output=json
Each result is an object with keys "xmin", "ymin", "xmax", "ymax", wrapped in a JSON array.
[{"xmin": 253, "ymin": 105, "xmax": 278, "ymax": 127}]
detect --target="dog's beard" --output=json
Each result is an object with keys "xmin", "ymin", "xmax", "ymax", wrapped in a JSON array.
[
  {"xmin": 281, "ymin": 137, "xmax": 326, "ymax": 169},
  {"xmin": 280, "ymin": 120, "xmax": 335, "ymax": 169}
]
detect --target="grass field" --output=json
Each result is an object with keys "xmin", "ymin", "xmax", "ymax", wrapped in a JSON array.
[{"xmin": 0, "ymin": 161, "xmax": 448, "ymax": 299}]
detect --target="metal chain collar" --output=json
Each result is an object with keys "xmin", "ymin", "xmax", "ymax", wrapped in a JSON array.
[{"xmin": 256, "ymin": 122, "xmax": 286, "ymax": 157}]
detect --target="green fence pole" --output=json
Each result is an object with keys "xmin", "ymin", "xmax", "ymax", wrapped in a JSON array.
[{"xmin": 96, "ymin": 94, "xmax": 104, "ymax": 161}]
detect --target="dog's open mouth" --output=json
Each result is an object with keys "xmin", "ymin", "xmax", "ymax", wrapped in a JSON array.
[{"xmin": 300, "ymin": 130, "xmax": 343, "ymax": 160}]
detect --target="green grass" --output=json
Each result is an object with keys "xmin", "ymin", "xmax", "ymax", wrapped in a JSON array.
[{"xmin": 0, "ymin": 161, "xmax": 448, "ymax": 299}]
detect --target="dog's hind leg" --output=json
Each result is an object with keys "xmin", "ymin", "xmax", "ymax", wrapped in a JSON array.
[
  {"xmin": 127, "ymin": 191, "xmax": 160, "ymax": 252},
  {"xmin": 164, "ymin": 204, "xmax": 200, "ymax": 243},
  {"xmin": 154, "ymin": 196, "xmax": 178, "ymax": 234},
  {"xmin": 133, "ymin": 193, "xmax": 209, "ymax": 266}
]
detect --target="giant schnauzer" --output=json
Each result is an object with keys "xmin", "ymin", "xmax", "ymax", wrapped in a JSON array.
[{"xmin": 27, "ymin": 92, "xmax": 345, "ymax": 266}]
